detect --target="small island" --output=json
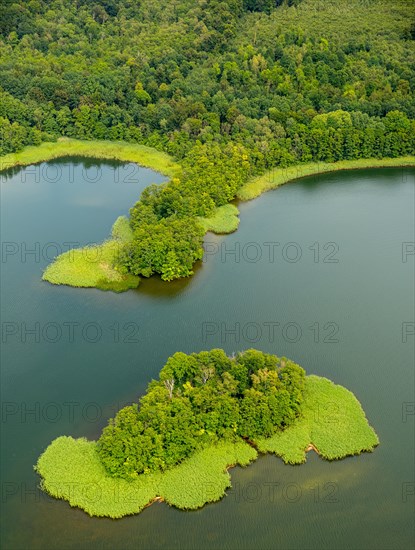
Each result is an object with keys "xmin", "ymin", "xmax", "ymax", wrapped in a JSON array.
[{"xmin": 35, "ymin": 349, "xmax": 379, "ymax": 518}]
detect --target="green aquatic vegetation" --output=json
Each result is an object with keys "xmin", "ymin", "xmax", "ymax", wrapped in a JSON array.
[
  {"xmin": 42, "ymin": 216, "xmax": 140, "ymax": 292},
  {"xmin": 35, "ymin": 350, "xmax": 379, "ymax": 518},
  {"xmin": 198, "ymin": 204, "xmax": 240, "ymax": 234},
  {"xmin": 255, "ymin": 375, "xmax": 379, "ymax": 463},
  {"xmin": 0, "ymin": 138, "xmax": 181, "ymax": 178},
  {"xmin": 156, "ymin": 440, "xmax": 257, "ymax": 510},
  {"xmin": 35, "ymin": 436, "xmax": 256, "ymax": 518},
  {"xmin": 237, "ymin": 157, "xmax": 415, "ymax": 201},
  {"xmin": 35, "ymin": 436, "xmax": 161, "ymax": 518},
  {"xmin": 110, "ymin": 215, "xmax": 134, "ymax": 242}
]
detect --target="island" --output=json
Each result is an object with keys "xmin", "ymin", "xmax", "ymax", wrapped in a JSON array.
[{"xmin": 35, "ymin": 349, "xmax": 379, "ymax": 518}]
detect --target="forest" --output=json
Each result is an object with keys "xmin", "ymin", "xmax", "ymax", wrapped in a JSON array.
[
  {"xmin": 97, "ymin": 349, "xmax": 306, "ymax": 478},
  {"xmin": 1, "ymin": 0, "xmax": 414, "ymax": 280}
]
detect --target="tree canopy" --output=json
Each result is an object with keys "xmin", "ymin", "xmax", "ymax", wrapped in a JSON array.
[
  {"xmin": 1, "ymin": 0, "xmax": 414, "ymax": 279},
  {"xmin": 97, "ymin": 349, "xmax": 306, "ymax": 478}
]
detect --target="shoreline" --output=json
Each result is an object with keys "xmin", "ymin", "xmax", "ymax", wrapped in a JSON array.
[
  {"xmin": 2, "ymin": 140, "xmax": 413, "ymax": 291},
  {"xmin": 143, "ymin": 443, "xmax": 321, "ymax": 513},
  {"xmin": 143, "ymin": 442, "xmax": 321, "ymax": 512},
  {"xmin": 237, "ymin": 156, "xmax": 415, "ymax": 201},
  {"xmin": 306, "ymin": 443, "xmax": 320, "ymax": 454},
  {"xmin": 35, "ymin": 375, "xmax": 379, "ymax": 518},
  {"xmin": 0, "ymin": 137, "xmax": 182, "ymax": 179},
  {"xmin": 1, "ymin": 139, "xmax": 413, "ymax": 202}
]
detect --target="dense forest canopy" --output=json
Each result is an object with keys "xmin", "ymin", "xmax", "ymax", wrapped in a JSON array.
[
  {"xmin": 1, "ymin": 0, "xmax": 414, "ymax": 279},
  {"xmin": 97, "ymin": 349, "xmax": 306, "ymax": 478}
]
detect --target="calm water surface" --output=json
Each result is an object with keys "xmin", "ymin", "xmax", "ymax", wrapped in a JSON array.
[{"xmin": 1, "ymin": 160, "xmax": 414, "ymax": 550}]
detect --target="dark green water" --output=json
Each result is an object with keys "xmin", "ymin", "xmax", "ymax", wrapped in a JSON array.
[{"xmin": 1, "ymin": 160, "xmax": 414, "ymax": 550}]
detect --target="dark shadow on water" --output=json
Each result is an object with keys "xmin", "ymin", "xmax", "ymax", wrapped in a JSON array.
[
  {"xmin": 234, "ymin": 168, "xmax": 414, "ymax": 204},
  {"xmin": 51, "ymin": 155, "xmax": 131, "ymax": 170},
  {"xmin": 0, "ymin": 164, "xmax": 26, "ymax": 181},
  {"xmin": 0, "ymin": 155, "xmax": 130, "ymax": 181},
  {"xmin": 136, "ymin": 260, "xmax": 204, "ymax": 299},
  {"xmin": 289, "ymin": 166, "xmax": 414, "ymax": 192}
]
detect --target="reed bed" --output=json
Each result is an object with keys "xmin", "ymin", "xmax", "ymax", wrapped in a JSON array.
[
  {"xmin": 35, "ymin": 436, "xmax": 256, "ymax": 518},
  {"xmin": 237, "ymin": 157, "xmax": 415, "ymax": 201},
  {"xmin": 0, "ymin": 138, "xmax": 182, "ymax": 178},
  {"xmin": 255, "ymin": 375, "xmax": 379, "ymax": 463},
  {"xmin": 35, "ymin": 375, "xmax": 379, "ymax": 517},
  {"xmin": 42, "ymin": 216, "xmax": 140, "ymax": 292},
  {"xmin": 198, "ymin": 204, "xmax": 240, "ymax": 234}
]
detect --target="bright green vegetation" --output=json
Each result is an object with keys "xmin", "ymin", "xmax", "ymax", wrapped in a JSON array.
[
  {"xmin": 256, "ymin": 375, "xmax": 380, "ymax": 464},
  {"xmin": 110, "ymin": 214, "xmax": 134, "ymax": 242},
  {"xmin": 42, "ymin": 216, "xmax": 140, "ymax": 292},
  {"xmin": 97, "ymin": 349, "xmax": 306, "ymax": 478},
  {"xmin": 0, "ymin": 138, "xmax": 181, "ymax": 178},
  {"xmin": 157, "ymin": 440, "xmax": 256, "ymax": 509},
  {"xmin": 35, "ymin": 349, "xmax": 379, "ymax": 518},
  {"xmin": 119, "ymin": 208, "xmax": 206, "ymax": 281},
  {"xmin": 1, "ymin": 0, "xmax": 415, "ymax": 288},
  {"xmin": 238, "ymin": 156, "xmax": 415, "ymax": 201},
  {"xmin": 198, "ymin": 204, "xmax": 240, "ymax": 234},
  {"xmin": 35, "ymin": 436, "xmax": 256, "ymax": 518}
]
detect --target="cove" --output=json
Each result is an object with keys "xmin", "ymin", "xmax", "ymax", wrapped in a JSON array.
[
  {"xmin": 1, "ymin": 163, "xmax": 414, "ymax": 550},
  {"xmin": 8, "ymin": 141, "xmax": 412, "ymax": 290}
]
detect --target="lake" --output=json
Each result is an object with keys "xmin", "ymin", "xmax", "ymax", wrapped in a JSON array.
[{"xmin": 1, "ymin": 159, "xmax": 414, "ymax": 549}]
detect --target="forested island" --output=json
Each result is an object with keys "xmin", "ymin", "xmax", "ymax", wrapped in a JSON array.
[
  {"xmin": 36, "ymin": 349, "xmax": 379, "ymax": 518},
  {"xmin": 1, "ymin": 0, "xmax": 414, "ymax": 290}
]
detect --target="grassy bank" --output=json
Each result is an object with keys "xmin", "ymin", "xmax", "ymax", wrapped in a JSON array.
[
  {"xmin": 255, "ymin": 375, "xmax": 379, "ymax": 464},
  {"xmin": 237, "ymin": 156, "xmax": 415, "ymax": 201},
  {"xmin": 42, "ymin": 216, "xmax": 140, "ymax": 292},
  {"xmin": 35, "ymin": 375, "xmax": 378, "ymax": 518},
  {"xmin": 0, "ymin": 138, "xmax": 182, "ymax": 178}
]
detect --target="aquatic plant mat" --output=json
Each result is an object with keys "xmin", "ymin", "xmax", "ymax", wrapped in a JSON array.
[
  {"xmin": 237, "ymin": 157, "xmax": 415, "ymax": 201},
  {"xmin": 198, "ymin": 204, "xmax": 240, "ymax": 234},
  {"xmin": 0, "ymin": 138, "xmax": 181, "ymax": 178},
  {"xmin": 35, "ymin": 376, "xmax": 378, "ymax": 518},
  {"xmin": 42, "ymin": 216, "xmax": 140, "ymax": 292}
]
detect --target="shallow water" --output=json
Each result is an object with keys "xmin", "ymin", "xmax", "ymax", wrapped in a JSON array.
[{"xmin": 1, "ymin": 161, "xmax": 414, "ymax": 549}]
